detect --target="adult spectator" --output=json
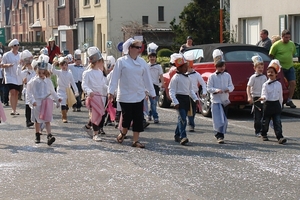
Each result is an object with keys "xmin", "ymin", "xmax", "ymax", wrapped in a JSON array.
[
  {"xmin": 0, "ymin": 42, "xmax": 5, "ymax": 56},
  {"xmin": 180, "ymin": 36, "xmax": 194, "ymax": 53},
  {"xmin": 256, "ymin": 29, "xmax": 272, "ymax": 51},
  {"xmin": 269, "ymin": 29, "xmax": 297, "ymax": 108},
  {"xmin": 1, "ymin": 39, "xmax": 22, "ymax": 115},
  {"xmin": 46, "ymin": 37, "xmax": 61, "ymax": 64},
  {"xmin": 271, "ymin": 35, "xmax": 281, "ymax": 44}
]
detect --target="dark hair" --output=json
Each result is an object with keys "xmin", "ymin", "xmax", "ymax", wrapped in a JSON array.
[
  {"xmin": 281, "ymin": 29, "xmax": 291, "ymax": 37},
  {"xmin": 261, "ymin": 29, "xmax": 269, "ymax": 35},
  {"xmin": 215, "ymin": 62, "xmax": 225, "ymax": 68}
]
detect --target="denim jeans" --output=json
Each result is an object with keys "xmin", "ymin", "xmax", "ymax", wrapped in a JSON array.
[
  {"xmin": 148, "ymin": 96, "xmax": 159, "ymax": 119},
  {"xmin": 187, "ymin": 98, "xmax": 196, "ymax": 128},
  {"xmin": 262, "ymin": 114, "xmax": 283, "ymax": 139},
  {"xmin": 175, "ymin": 108, "xmax": 188, "ymax": 139}
]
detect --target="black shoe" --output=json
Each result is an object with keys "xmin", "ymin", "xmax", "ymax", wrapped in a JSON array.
[
  {"xmin": 47, "ymin": 134, "xmax": 56, "ymax": 146},
  {"xmin": 262, "ymin": 136, "xmax": 269, "ymax": 141},
  {"xmin": 143, "ymin": 122, "xmax": 150, "ymax": 129},
  {"xmin": 174, "ymin": 135, "xmax": 181, "ymax": 142},
  {"xmin": 286, "ymin": 101, "xmax": 296, "ymax": 108},
  {"xmin": 180, "ymin": 137, "xmax": 189, "ymax": 145},
  {"xmin": 35, "ymin": 132, "xmax": 42, "ymax": 143},
  {"xmin": 278, "ymin": 138, "xmax": 287, "ymax": 144},
  {"xmin": 26, "ymin": 121, "xmax": 34, "ymax": 127},
  {"xmin": 4, "ymin": 103, "xmax": 9, "ymax": 106},
  {"xmin": 99, "ymin": 128, "xmax": 106, "ymax": 135}
]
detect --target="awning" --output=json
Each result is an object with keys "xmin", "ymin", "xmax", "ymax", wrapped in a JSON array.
[{"xmin": 30, "ymin": 20, "xmax": 42, "ymax": 28}]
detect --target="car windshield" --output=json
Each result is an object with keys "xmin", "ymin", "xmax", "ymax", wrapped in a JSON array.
[{"xmin": 224, "ymin": 50, "xmax": 271, "ymax": 62}]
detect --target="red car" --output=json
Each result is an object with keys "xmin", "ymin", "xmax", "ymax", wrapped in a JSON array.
[{"xmin": 159, "ymin": 43, "xmax": 289, "ymax": 117}]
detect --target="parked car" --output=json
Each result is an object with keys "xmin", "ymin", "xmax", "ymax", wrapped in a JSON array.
[{"xmin": 159, "ymin": 43, "xmax": 289, "ymax": 117}]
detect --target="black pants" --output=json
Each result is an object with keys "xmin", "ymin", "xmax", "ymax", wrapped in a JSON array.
[
  {"xmin": 119, "ymin": 100, "xmax": 144, "ymax": 132},
  {"xmin": 73, "ymin": 82, "xmax": 83, "ymax": 109},
  {"xmin": 253, "ymin": 97, "xmax": 263, "ymax": 134},
  {"xmin": 25, "ymin": 104, "xmax": 32, "ymax": 123}
]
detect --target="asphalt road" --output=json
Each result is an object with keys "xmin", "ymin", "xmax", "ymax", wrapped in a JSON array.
[{"xmin": 0, "ymin": 101, "xmax": 300, "ymax": 200}]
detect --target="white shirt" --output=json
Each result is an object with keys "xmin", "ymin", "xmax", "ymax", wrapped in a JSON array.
[
  {"xmin": 188, "ymin": 70, "xmax": 207, "ymax": 94},
  {"xmin": 168, "ymin": 73, "xmax": 198, "ymax": 105},
  {"xmin": 108, "ymin": 55, "xmax": 156, "ymax": 103},
  {"xmin": 1, "ymin": 51, "xmax": 22, "ymax": 85},
  {"xmin": 68, "ymin": 64, "xmax": 85, "ymax": 83},
  {"xmin": 148, "ymin": 63, "xmax": 163, "ymax": 86},
  {"xmin": 82, "ymin": 68, "xmax": 107, "ymax": 96},
  {"xmin": 207, "ymin": 72, "xmax": 234, "ymax": 104},
  {"xmin": 247, "ymin": 73, "xmax": 267, "ymax": 97},
  {"xmin": 17, "ymin": 67, "xmax": 36, "ymax": 86},
  {"xmin": 0, "ymin": 68, "xmax": 3, "ymax": 79},
  {"xmin": 261, "ymin": 79, "xmax": 283, "ymax": 106}
]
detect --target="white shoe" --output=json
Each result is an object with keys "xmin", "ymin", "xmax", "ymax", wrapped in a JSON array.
[{"xmin": 93, "ymin": 134, "xmax": 102, "ymax": 142}]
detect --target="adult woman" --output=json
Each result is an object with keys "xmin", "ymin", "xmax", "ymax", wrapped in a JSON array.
[
  {"xmin": 108, "ymin": 38, "xmax": 156, "ymax": 148},
  {"xmin": 1, "ymin": 39, "xmax": 22, "ymax": 115},
  {"xmin": 46, "ymin": 37, "xmax": 61, "ymax": 64}
]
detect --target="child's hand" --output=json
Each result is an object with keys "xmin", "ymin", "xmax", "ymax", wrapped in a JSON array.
[
  {"xmin": 174, "ymin": 104, "xmax": 179, "ymax": 109},
  {"xmin": 33, "ymin": 102, "xmax": 37, "ymax": 106},
  {"xmin": 248, "ymin": 98, "xmax": 253, "ymax": 104},
  {"xmin": 89, "ymin": 92, "xmax": 94, "ymax": 98},
  {"xmin": 58, "ymin": 98, "xmax": 62, "ymax": 103},
  {"xmin": 214, "ymin": 89, "xmax": 223, "ymax": 94},
  {"xmin": 108, "ymin": 93, "xmax": 114, "ymax": 102},
  {"xmin": 224, "ymin": 89, "xmax": 229, "ymax": 93},
  {"xmin": 257, "ymin": 97, "xmax": 265, "ymax": 101}
]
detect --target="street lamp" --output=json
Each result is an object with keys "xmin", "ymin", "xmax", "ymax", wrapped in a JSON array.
[{"xmin": 220, "ymin": 0, "xmax": 224, "ymax": 43}]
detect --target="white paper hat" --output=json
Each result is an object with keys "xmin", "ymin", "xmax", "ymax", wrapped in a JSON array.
[
  {"xmin": 40, "ymin": 47, "xmax": 48, "ymax": 55},
  {"xmin": 8, "ymin": 39, "xmax": 19, "ymax": 47},
  {"xmin": 58, "ymin": 56, "xmax": 67, "ymax": 64},
  {"xmin": 31, "ymin": 59, "xmax": 39, "ymax": 69},
  {"xmin": 87, "ymin": 47, "xmax": 102, "ymax": 63},
  {"xmin": 212, "ymin": 49, "xmax": 225, "ymax": 66},
  {"xmin": 268, "ymin": 59, "xmax": 281, "ymax": 73},
  {"xmin": 107, "ymin": 55, "xmax": 116, "ymax": 65},
  {"xmin": 252, "ymin": 55, "xmax": 264, "ymax": 66},
  {"xmin": 38, "ymin": 54, "xmax": 50, "ymax": 64},
  {"xmin": 67, "ymin": 54, "xmax": 73, "ymax": 62},
  {"xmin": 147, "ymin": 42, "xmax": 158, "ymax": 55},
  {"xmin": 20, "ymin": 50, "xmax": 33, "ymax": 60},
  {"xmin": 170, "ymin": 53, "xmax": 187, "ymax": 68},
  {"xmin": 74, "ymin": 49, "xmax": 81, "ymax": 60},
  {"xmin": 122, "ymin": 38, "xmax": 135, "ymax": 55}
]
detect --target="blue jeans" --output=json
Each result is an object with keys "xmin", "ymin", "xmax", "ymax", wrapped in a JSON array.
[
  {"xmin": 262, "ymin": 114, "xmax": 283, "ymax": 139},
  {"xmin": 175, "ymin": 108, "xmax": 187, "ymax": 139},
  {"xmin": 148, "ymin": 96, "xmax": 159, "ymax": 119},
  {"xmin": 187, "ymin": 98, "xmax": 196, "ymax": 128}
]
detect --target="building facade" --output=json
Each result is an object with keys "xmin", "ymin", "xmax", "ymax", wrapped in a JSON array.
[{"xmin": 230, "ymin": 0, "xmax": 300, "ymax": 45}]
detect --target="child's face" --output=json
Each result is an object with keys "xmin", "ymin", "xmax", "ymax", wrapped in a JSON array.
[
  {"xmin": 177, "ymin": 63, "xmax": 188, "ymax": 73},
  {"xmin": 148, "ymin": 55, "xmax": 156, "ymax": 63},
  {"xmin": 60, "ymin": 62, "xmax": 68, "ymax": 71},
  {"xmin": 267, "ymin": 67, "xmax": 277, "ymax": 80},
  {"xmin": 255, "ymin": 63, "xmax": 264, "ymax": 74},
  {"xmin": 38, "ymin": 69, "xmax": 46, "ymax": 79},
  {"xmin": 216, "ymin": 63, "xmax": 225, "ymax": 73}
]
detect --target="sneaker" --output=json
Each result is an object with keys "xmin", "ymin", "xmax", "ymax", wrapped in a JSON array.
[
  {"xmin": 72, "ymin": 107, "xmax": 77, "ymax": 112},
  {"xmin": 99, "ymin": 128, "xmax": 106, "ymax": 135},
  {"xmin": 93, "ymin": 134, "xmax": 102, "ymax": 142},
  {"xmin": 35, "ymin": 132, "xmax": 42, "ymax": 143},
  {"xmin": 278, "ymin": 138, "xmax": 287, "ymax": 144},
  {"xmin": 180, "ymin": 137, "xmax": 189, "ymax": 145},
  {"xmin": 262, "ymin": 136, "xmax": 269, "ymax": 141},
  {"xmin": 255, "ymin": 132, "xmax": 261, "ymax": 137},
  {"xmin": 47, "ymin": 134, "xmax": 56, "ymax": 146},
  {"xmin": 189, "ymin": 126, "xmax": 195, "ymax": 132},
  {"xmin": 83, "ymin": 125, "xmax": 93, "ymax": 138},
  {"xmin": 286, "ymin": 101, "xmax": 296, "ymax": 108},
  {"xmin": 26, "ymin": 121, "xmax": 34, "ymax": 127},
  {"xmin": 148, "ymin": 116, "xmax": 152, "ymax": 121},
  {"xmin": 174, "ymin": 135, "xmax": 181, "ymax": 142},
  {"xmin": 154, "ymin": 118, "xmax": 159, "ymax": 124},
  {"xmin": 217, "ymin": 137, "xmax": 224, "ymax": 144}
]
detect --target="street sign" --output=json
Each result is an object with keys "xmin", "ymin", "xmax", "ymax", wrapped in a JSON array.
[
  {"xmin": 117, "ymin": 42, "xmax": 123, "ymax": 52},
  {"xmin": 107, "ymin": 41, "xmax": 112, "ymax": 49},
  {"xmin": 0, "ymin": 28, "xmax": 6, "ymax": 45}
]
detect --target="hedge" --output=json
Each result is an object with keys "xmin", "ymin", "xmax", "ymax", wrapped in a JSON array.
[{"xmin": 294, "ymin": 62, "xmax": 300, "ymax": 99}]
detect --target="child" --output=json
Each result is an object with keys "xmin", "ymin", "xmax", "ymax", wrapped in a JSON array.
[
  {"xmin": 246, "ymin": 55, "xmax": 267, "ymax": 137},
  {"xmin": 26, "ymin": 61, "xmax": 61, "ymax": 145},
  {"xmin": 258, "ymin": 59, "xmax": 286, "ymax": 144},
  {"xmin": 17, "ymin": 50, "xmax": 36, "ymax": 127},
  {"xmin": 147, "ymin": 42, "xmax": 165, "ymax": 123},
  {"xmin": 68, "ymin": 49, "xmax": 85, "ymax": 112},
  {"xmin": 207, "ymin": 49, "xmax": 234, "ymax": 144},
  {"xmin": 185, "ymin": 51, "xmax": 207, "ymax": 132},
  {"xmin": 82, "ymin": 47, "xmax": 107, "ymax": 141},
  {"xmin": 168, "ymin": 53, "xmax": 199, "ymax": 145},
  {"xmin": 51, "ymin": 56, "xmax": 78, "ymax": 123}
]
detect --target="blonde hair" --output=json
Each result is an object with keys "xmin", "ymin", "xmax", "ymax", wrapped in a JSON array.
[{"xmin": 271, "ymin": 35, "xmax": 281, "ymax": 44}]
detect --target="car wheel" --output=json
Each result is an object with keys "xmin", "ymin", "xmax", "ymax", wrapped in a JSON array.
[
  {"xmin": 200, "ymin": 94, "xmax": 211, "ymax": 117},
  {"xmin": 158, "ymin": 90, "xmax": 171, "ymax": 108}
]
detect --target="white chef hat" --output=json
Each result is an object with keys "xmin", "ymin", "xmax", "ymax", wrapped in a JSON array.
[
  {"xmin": 268, "ymin": 59, "xmax": 281, "ymax": 73},
  {"xmin": 122, "ymin": 38, "xmax": 135, "ymax": 55},
  {"xmin": 183, "ymin": 51, "xmax": 195, "ymax": 67},
  {"xmin": 38, "ymin": 54, "xmax": 50, "ymax": 64},
  {"xmin": 170, "ymin": 53, "xmax": 187, "ymax": 68},
  {"xmin": 66, "ymin": 54, "xmax": 73, "ymax": 63},
  {"xmin": 74, "ymin": 49, "xmax": 81, "ymax": 60},
  {"xmin": 40, "ymin": 47, "xmax": 48, "ymax": 55},
  {"xmin": 31, "ymin": 59, "xmax": 39, "ymax": 69},
  {"xmin": 87, "ymin": 47, "xmax": 102, "ymax": 63},
  {"xmin": 58, "ymin": 56, "xmax": 68, "ymax": 65},
  {"xmin": 20, "ymin": 50, "xmax": 33, "ymax": 64},
  {"xmin": 252, "ymin": 55, "xmax": 264, "ymax": 66},
  {"xmin": 212, "ymin": 49, "xmax": 225, "ymax": 66},
  {"xmin": 147, "ymin": 42, "xmax": 158, "ymax": 56},
  {"xmin": 106, "ymin": 55, "xmax": 116, "ymax": 70},
  {"xmin": 8, "ymin": 39, "xmax": 19, "ymax": 47}
]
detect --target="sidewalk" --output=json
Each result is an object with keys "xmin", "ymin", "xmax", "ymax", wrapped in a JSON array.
[{"xmin": 281, "ymin": 99, "xmax": 300, "ymax": 118}]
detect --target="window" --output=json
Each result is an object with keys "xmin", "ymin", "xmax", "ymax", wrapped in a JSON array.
[
  {"xmin": 142, "ymin": 16, "xmax": 148, "ymax": 26},
  {"xmin": 0, "ymin": 1, "xmax": 2, "ymax": 21},
  {"xmin": 224, "ymin": 50, "xmax": 271, "ymax": 62},
  {"xmin": 36, "ymin": 31, "xmax": 41, "ymax": 42},
  {"xmin": 42, "ymin": 1, "xmax": 45, "ymax": 19},
  {"xmin": 29, "ymin": 6, "xmax": 33, "ymax": 24},
  {"xmin": 158, "ymin": 6, "xmax": 164, "ymax": 21},
  {"xmin": 95, "ymin": 0, "xmax": 100, "ymax": 4},
  {"xmin": 36, "ymin": 2, "xmax": 39, "ymax": 19},
  {"xmin": 19, "ymin": 9, "xmax": 22, "ymax": 24},
  {"xmin": 84, "ymin": 0, "xmax": 90, "ymax": 6},
  {"xmin": 58, "ymin": 0, "xmax": 65, "ymax": 6}
]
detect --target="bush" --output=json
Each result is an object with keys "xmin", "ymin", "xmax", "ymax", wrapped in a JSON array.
[
  {"xmin": 157, "ymin": 48, "xmax": 173, "ymax": 57},
  {"xmin": 293, "ymin": 62, "xmax": 300, "ymax": 99}
]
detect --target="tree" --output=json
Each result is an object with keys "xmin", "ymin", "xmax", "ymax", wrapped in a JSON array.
[{"xmin": 170, "ymin": 0, "xmax": 227, "ymax": 51}]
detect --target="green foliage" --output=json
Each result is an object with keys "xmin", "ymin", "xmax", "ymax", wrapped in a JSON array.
[
  {"xmin": 293, "ymin": 62, "xmax": 300, "ymax": 99},
  {"xmin": 157, "ymin": 48, "xmax": 173, "ymax": 57},
  {"xmin": 170, "ymin": 0, "xmax": 223, "ymax": 51}
]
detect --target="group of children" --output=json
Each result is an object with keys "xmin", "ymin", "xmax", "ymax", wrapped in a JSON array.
[{"xmin": 168, "ymin": 48, "xmax": 286, "ymax": 145}]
